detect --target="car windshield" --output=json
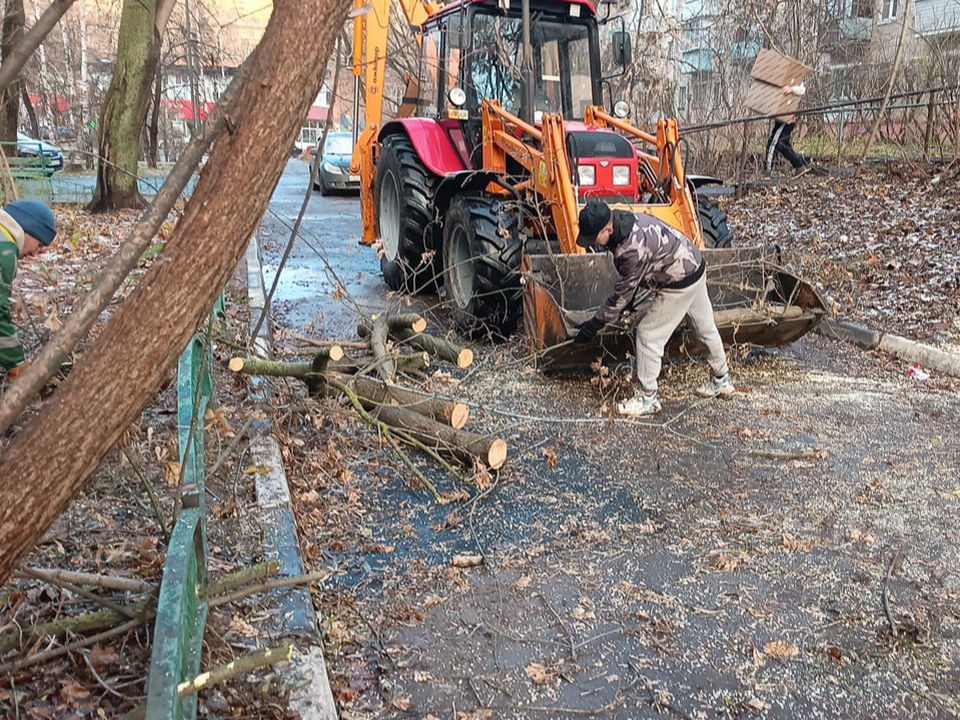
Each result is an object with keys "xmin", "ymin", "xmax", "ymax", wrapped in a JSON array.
[{"xmin": 323, "ymin": 135, "xmax": 353, "ymax": 155}]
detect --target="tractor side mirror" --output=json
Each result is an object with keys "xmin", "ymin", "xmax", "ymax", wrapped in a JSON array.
[
  {"xmin": 612, "ymin": 31, "xmax": 632, "ymax": 67},
  {"xmin": 447, "ymin": 14, "xmax": 469, "ymax": 49}
]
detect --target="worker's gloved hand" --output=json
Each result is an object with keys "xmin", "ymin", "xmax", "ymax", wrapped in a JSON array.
[
  {"xmin": 575, "ymin": 318, "xmax": 603, "ymax": 344},
  {"xmin": 7, "ymin": 362, "xmax": 28, "ymax": 382}
]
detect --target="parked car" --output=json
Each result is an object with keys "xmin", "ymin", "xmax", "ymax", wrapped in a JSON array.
[
  {"xmin": 313, "ymin": 132, "xmax": 359, "ymax": 195},
  {"xmin": 16, "ymin": 132, "xmax": 64, "ymax": 174}
]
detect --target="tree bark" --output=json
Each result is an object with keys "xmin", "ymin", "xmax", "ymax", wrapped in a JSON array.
[
  {"xmin": 372, "ymin": 404, "xmax": 507, "ymax": 469},
  {"xmin": 0, "ymin": 0, "xmax": 25, "ymax": 144},
  {"xmin": 359, "ymin": 322, "xmax": 473, "ymax": 368},
  {"xmin": 328, "ymin": 372, "xmax": 469, "ymax": 429},
  {"xmin": 0, "ymin": 0, "xmax": 348, "ymax": 584},
  {"xmin": 88, "ymin": 0, "xmax": 163, "ymax": 211},
  {"xmin": 370, "ymin": 316, "xmax": 396, "ymax": 383}
]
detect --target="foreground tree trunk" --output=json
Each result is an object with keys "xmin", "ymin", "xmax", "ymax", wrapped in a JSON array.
[
  {"xmin": 0, "ymin": 0, "xmax": 348, "ymax": 583},
  {"xmin": 88, "ymin": 0, "xmax": 174, "ymax": 211},
  {"xmin": 0, "ymin": 0, "xmax": 25, "ymax": 144}
]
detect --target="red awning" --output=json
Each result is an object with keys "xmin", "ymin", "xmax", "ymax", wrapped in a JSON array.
[
  {"xmin": 26, "ymin": 93, "xmax": 70, "ymax": 113},
  {"xmin": 163, "ymin": 99, "xmax": 217, "ymax": 121},
  {"xmin": 306, "ymin": 106, "xmax": 328, "ymax": 122}
]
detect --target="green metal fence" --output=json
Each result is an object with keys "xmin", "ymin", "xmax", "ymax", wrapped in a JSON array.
[{"xmin": 144, "ymin": 323, "xmax": 215, "ymax": 719}]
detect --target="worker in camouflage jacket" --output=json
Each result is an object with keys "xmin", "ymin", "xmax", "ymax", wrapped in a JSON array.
[
  {"xmin": 1, "ymin": 200, "xmax": 58, "ymax": 384},
  {"xmin": 574, "ymin": 200, "xmax": 734, "ymax": 416}
]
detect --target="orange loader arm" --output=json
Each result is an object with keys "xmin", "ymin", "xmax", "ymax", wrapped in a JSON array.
[
  {"xmin": 481, "ymin": 102, "xmax": 705, "ymax": 252},
  {"xmin": 350, "ymin": 0, "xmax": 441, "ymax": 245}
]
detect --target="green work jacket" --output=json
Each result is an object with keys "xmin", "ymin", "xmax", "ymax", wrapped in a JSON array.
[{"xmin": 0, "ymin": 215, "xmax": 25, "ymax": 370}]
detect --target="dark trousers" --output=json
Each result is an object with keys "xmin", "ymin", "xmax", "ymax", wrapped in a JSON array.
[{"xmin": 765, "ymin": 121, "xmax": 809, "ymax": 172}]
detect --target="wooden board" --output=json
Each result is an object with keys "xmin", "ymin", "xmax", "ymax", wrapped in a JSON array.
[
  {"xmin": 745, "ymin": 81, "xmax": 804, "ymax": 117},
  {"xmin": 747, "ymin": 48, "xmax": 812, "ymax": 117},
  {"xmin": 750, "ymin": 48, "xmax": 811, "ymax": 87}
]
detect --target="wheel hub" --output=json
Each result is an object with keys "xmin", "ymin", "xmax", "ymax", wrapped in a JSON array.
[
  {"xmin": 448, "ymin": 225, "xmax": 475, "ymax": 310},
  {"xmin": 379, "ymin": 170, "xmax": 401, "ymax": 261}
]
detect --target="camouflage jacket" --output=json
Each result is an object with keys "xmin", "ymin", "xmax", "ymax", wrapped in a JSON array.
[{"xmin": 594, "ymin": 211, "xmax": 704, "ymax": 325}]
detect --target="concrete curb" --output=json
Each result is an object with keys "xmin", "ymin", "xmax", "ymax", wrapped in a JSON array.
[
  {"xmin": 818, "ymin": 317, "xmax": 960, "ymax": 378},
  {"xmin": 243, "ymin": 236, "xmax": 338, "ymax": 720}
]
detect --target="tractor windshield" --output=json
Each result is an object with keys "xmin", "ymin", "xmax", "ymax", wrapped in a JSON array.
[{"xmin": 467, "ymin": 11, "xmax": 594, "ymax": 119}]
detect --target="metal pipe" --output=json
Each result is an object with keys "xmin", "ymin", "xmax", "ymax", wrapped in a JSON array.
[{"xmin": 520, "ymin": 0, "xmax": 534, "ymax": 126}]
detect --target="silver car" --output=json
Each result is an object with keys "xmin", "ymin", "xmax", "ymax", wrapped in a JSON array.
[{"xmin": 313, "ymin": 132, "xmax": 360, "ymax": 196}]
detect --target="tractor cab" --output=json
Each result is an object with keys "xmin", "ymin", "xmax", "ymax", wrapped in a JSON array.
[{"xmin": 416, "ymin": 0, "xmax": 638, "ymax": 201}]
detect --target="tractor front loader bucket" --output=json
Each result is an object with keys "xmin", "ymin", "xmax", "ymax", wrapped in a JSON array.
[{"xmin": 521, "ymin": 248, "xmax": 827, "ymax": 372}]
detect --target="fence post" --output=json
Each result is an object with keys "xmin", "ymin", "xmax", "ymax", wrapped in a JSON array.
[
  {"xmin": 144, "ymin": 330, "xmax": 214, "ymax": 720},
  {"xmin": 923, "ymin": 90, "xmax": 936, "ymax": 161}
]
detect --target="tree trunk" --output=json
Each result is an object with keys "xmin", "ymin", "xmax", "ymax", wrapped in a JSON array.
[
  {"xmin": 20, "ymin": 83, "xmax": 38, "ymax": 138},
  {"xmin": 0, "ymin": 0, "xmax": 348, "ymax": 584},
  {"xmin": 147, "ymin": 63, "xmax": 161, "ymax": 167},
  {"xmin": 0, "ymin": 0, "xmax": 25, "ymax": 145},
  {"xmin": 88, "ymin": 0, "xmax": 161, "ymax": 211}
]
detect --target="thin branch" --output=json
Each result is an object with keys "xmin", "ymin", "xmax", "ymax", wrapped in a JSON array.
[{"xmin": 17, "ymin": 567, "xmax": 141, "ymax": 620}]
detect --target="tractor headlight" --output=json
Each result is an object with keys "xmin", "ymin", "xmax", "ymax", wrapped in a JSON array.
[
  {"xmin": 577, "ymin": 165, "xmax": 596, "ymax": 186},
  {"xmin": 613, "ymin": 100, "xmax": 630, "ymax": 119},
  {"xmin": 448, "ymin": 87, "xmax": 467, "ymax": 107},
  {"xmin": 612, "ymin": 165, "xmax": 631, "ymax": 186}
]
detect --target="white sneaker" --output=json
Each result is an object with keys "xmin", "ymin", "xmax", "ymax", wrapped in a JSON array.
[
  {"xmin": 617, "ymin": 390, "xmax": 661, "ymax": 416},
  {"xmin": 696, "ymin": 372, "xmax": 736, "ymax": 398}
]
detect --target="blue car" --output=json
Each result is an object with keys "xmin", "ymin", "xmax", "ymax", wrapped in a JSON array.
[
  {"xmin": 313, "ymin": 132, "xmax": 359, "ymax": 195},
  {"xmin": 17, "ymin": 132, "xmax": 64, "ymax": 175}
]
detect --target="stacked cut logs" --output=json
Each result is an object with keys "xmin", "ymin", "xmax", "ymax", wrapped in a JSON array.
[{"xmin": 230, "ymin": 314, "xmax": 507, "ymax": 471}]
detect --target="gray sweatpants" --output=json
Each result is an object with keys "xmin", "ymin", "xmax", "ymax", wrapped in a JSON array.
[{"xmin": 635, "ymin": 273, "xmax": 728, "ymax": 393}]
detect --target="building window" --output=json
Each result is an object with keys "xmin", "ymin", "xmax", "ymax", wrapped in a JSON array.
[{"xmin": 881, "ymin": 0, "xmax": 898, "ymax": 20}]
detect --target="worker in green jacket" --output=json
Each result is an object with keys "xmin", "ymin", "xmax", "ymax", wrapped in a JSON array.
[{"xmin": 1, "ymin": 200, "xmax": 58, "ymax": 382}]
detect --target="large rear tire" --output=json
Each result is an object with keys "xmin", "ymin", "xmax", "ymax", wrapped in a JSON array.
[
  {"xmin": 697, "ymin": 197, "xmax": 734, "ymax": 249},
  {"xmin": 375, "ymin": 134, "xmax": 439, "ymax": 293},
  {"xmin": 442, "ymin": 195, "xmax": 523, "ymax": 339}
]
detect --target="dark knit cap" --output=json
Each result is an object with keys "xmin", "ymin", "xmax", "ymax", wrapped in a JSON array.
[
  {"xmin": 6, "ymin": 200, "xmax": 57, "ymax": 245},
  {"xmin": 576, "ymin": 201, "xmax": 612, "ymax": 248}
]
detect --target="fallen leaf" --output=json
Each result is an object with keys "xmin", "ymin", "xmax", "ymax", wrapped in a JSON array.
[
  {"xmin": 451, "ymin": 554, "xmax": 483, "ymax": 568},
  {"xmin": 391, "ymin": 696, "xmax": 412, "ymax": 711},
  {"xmin": 163, "ymin": 461, "xmax": 182, "ymax": 485},
  {"xmin": 230, "ymin": 615, "xmax": 258, "ymax": 638},
  {"xmin": 525, "ymin": 663, "xmax": 554, "ymax": 685},
  {"xmin": 764, "ymin": 640, "xmax": 800, "ymax": 660},
  {"xmin": 515, "ymin": 575, "xmax": 532, "ymax": 590},
  {"xmin": 541, "ymin": 445, "xmax": 559, "ymax": 470}
]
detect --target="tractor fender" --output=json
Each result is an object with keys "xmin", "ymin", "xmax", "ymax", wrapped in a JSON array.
[
  {"xmin": 433, "ymin": 171, "xmax": 505, "ymax": 216},
  {"xmin": 686, "ymin": 174, "xmax": 724, "ymax": 190},
  {"xmin": 380, "ymin": 119, "xmax": 466, "ymax": 178}
]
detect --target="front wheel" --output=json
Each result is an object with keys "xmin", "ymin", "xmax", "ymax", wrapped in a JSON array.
[
  {"xmin": 442, "ymin": 195, "xmax": 523, "ymax": 339},
  {"xmin": 375, "ymin": 134, "xmax": 439, "ymax": 293},
  {"xmin": 697, "ymin": 197, "xmax": 734, "ymax": 249}
]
